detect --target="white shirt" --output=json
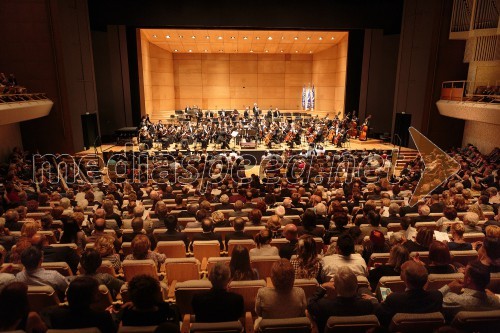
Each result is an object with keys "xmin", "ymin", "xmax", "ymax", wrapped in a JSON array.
[
  {"xmin": 321, "ymin": 253, "xmax": 368, "ymax": 281},
  {"xmin": 250, "ymin": 245, "xmax": 279, "ymax": 256}
]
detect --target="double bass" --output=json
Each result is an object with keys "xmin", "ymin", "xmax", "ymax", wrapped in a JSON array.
[{"xmin": 358, "ymin": 115, "xmax": 371, "ymax": 141}]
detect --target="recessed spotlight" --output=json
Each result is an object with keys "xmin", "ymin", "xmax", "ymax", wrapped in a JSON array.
[
  {"xmin": 204, "ymin": 49, "xmax": 208, "ymax": 52},
  {"xmin": 281, "ymin": 36, "xmax": 285, "ymax": 40},
  {"xmin": 319, "ymin": 37, "xmax": 323, "ymax": 40},
  {"xmin": 174, "ymin": 49, "xmax": 178, "ymax": 52},
  {"xmin": 265, "ymin": 50, "xmax": 268, "ymax": 53},
  {"xmin": 188, "ymin": 49, "xmax": 192, "ymax": 52},
  {"xmin": 152, "ymin": 34, "xmax": 157, "ymax": 38},
  {"xmin": 268, "ymin": 36, "xmax": 272, "ymax": 40},
  {"xmin": 165, "ymin": 35, "xmax": 170, "ymax": 39},
  {"xmin": 230, "ymin": 36, "xmax": 235, "ymax": 39},
  {"xmin": 179, "ymin": 35, "xmax": 183, "ymax": 38},
  {"xmin": 306, "ymin": 37, "xmax": 311, "ymax": 40},
  {"xmin": 280, "ymin": 50, "xmax": 283, "ymax": 53},
  {"xmin": 294, "ymin": 37, "xmax": 298, "ymax": 40},
  {"xmin": 219, "ymin": 49, "xmax": 223, "ymax": 52},
  {"xmin": 256, "ymin": 36, "xmax": 260, "ymax": 40},
  {"xmin": 191, "ymin": 36, "xmax": 196, "ymax": 39},
  {"xmin": 309, "ymin": 51, "xmax": 313, "ymax": 53},
  {"xmin": 217, "ymin": 36, "xmax": 223, "ymax": 40},
  {"xmin": 331, "ymin": 36, "xmax": 335, "ymax": 40},
  {"xmin": 295, "ymin": 50, "xmax": 299, "ymax": 53},
  {"xmin": 243, "ymin": 36, "xmax": 248, "ymax": 40},
  {"xmin": 205, "ymin": 36, "xmax": 210, "ymax": 39},
  {"xmin": 250, "ymin": 50, "xmax": 254, "ymax": 53}
]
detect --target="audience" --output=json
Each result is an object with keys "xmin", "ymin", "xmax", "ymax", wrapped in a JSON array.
[
  {"xmin": 368, "ymin": 244, "xmax": 409, "ymax": 290},
  {"xmin": 322, "ymin": 234, "xmax": 368, "ymax": 280},
  {"xmin": 250, "ymin": 229, "xmax": 279, "ymax": 256},
  {"xmin": 290, "ymin": 235, "xmax": 322, "ymax": 281},
  {"xmin": 230, "ymin": 245, "xmax": 259, "ymax": 280}
]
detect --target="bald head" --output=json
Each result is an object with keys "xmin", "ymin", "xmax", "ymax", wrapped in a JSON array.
[
  {"xmin": 283, "ymin": 224, "xmax": 298, "ymax": 241},
  {"xmin": 94, "ymin": 218, "xmax": 106, "ymax": 232},
  {"xmin": 31, "ymin": 234, "xmax": 48, "ymax": 248},
  {"xmin": 283, "ymin": 198, "xmax": 292, "ymax": 208},
  {"xmin": 94, "ymin": 208, "xmax": 105, "ymax": 220}
]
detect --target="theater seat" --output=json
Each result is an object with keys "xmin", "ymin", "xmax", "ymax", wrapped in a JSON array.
[
  {"xmin": 48, "ymin": 328, "xmax": 101, "ymax": 333},
  {"xmin": 192, "ymin": 240, "xmax": 221, "ymax": 262},
  {"xmin": 487, "ymin": 272, "xmax": 500, "ymax": 293},
  {"xmin": 462, "ymin": 232, "xmax": 485, "ymax": 243},
  {"xmin": 122, "ymin": 259, "xmax": 159, "ymax": 282},
  {"xmin": 165, "ymin": 258, "xmax": 201, "ymax": 284},
  {"xmin": 368, "ymin": 253, "xmax": 391, "ymax": 267},
  {"xmin": 376, "ymin": 276, "xmax": 406, "ymax": 299},
  {"xmin": 227, "ymin": 239, "xmax": 256, "ymax": 255},
  {"xmin": 324, "ymin": 315, "xmax": 379, "ymax": 333},
  {"xmin": 91, "ymin": 284, "xmax": 113, "ymax": 311},
  {"xmin": 121, "ymin": 242, "xmax": 133, "ymax": 256},
  {"xmin": 205, "ymin": 257, "xmax": 231, "ymax": 274},
  {"xmin": 174, "ymin": 279, "xmax": 212, "ymax": 316},
  {"xmin": 389, "ymin": 312, "xmax": 445, "ymax": 333},
  {"xmin": 156, "ymin": 240, "xmax": 187, "ymax": 258},
  {"xmin": 27, "ymin": 285, "xmax": 60, "ymax": 312},
  {"xmin": 117, "ymin": 326, "xmax": 158, "ymax": 333},
  {"xmin": 409, "ymin": 251, "xmax": 430, "ymax": 265},
  {"xmin": 414, "ymin": 222, "xmax": 438, "ymax": 231},
  {"xmin": 251, "ymin": 255, "xmax": 280, "ymax": 278},
  {"xmin": 426, "ymin": 273, "xmax": 464, "ymax": 290},
  {"xmin": 258, "ymin": 317, "xmax": 311, "ymax": 332},
  {"xmin": 228, "ymin": 279, "xmax": 266, "ymax": 314},
  {"xmin": 451, "ymin": 310, "xmax": 500, "ymax": 333},
  {"xmin": 293, "ymin": 278, "xmax": 319, "ymax": 300},
  {"xmin": 41, "ymin": 262, "xmax": 73, "ymax": 276},
  {"xmin": 450, "ymin": 250, "xmax": 478, "ymax": 267}
]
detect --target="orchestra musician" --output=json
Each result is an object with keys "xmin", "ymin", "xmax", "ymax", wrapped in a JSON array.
[
  {"xmin": 243, "ymin": 106, "xmax": 249, "ymax": 119},
  {"xmin": 252, "ymin": 103, "xmax": 260, "ymax": 118}
]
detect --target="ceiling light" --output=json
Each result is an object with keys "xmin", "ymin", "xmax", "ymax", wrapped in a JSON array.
[
  {"xmin": 256, "ymin": 36, "xmax": 260, "ymax": 40},
  {"xmin": 205, "ymin": 36, "xmax": 210, "ymax": 39},
  {"xmin": 217, "ymin": 36, "xmax": 223, "ymax": 40},
  {"xmin": 319, "ymin": 37, "xmax": 323, "ymax": 40},
  {"xmin": 174, "ymin": 49, "xmax": 178, "ymax": 52},
  {"xmin": 294, "ymin": 37, "xmax": 298, "ymax": 40},
  {"xmin": 280, "ymin": 50, "xmax": 283, "ymax": 53},
  {"xmin": 165, "ymin": 35, "xmax": 170, "ymax": 39},
  {"xmin": 204, "ymin": 49, "xmax": 208, "ymax": 52},
  {"xmin": 331, "ymin": 36, "xmax": 335, "ymax": 40},
  {"xmin": 309, "ymin": 51, "xmax": 313, "ymax": 53},
  {"xmin": 152, "ymin": 34, "xmax": 157, "ymax": 38},
  {"xmin": 281, "ymin": 36, "xmax": 285, "ymax": 40},
  {"xmin": 191, "ymin": 36, "xmax": 196, "ymax": 39},
  {"xmin": 306, "ymin": 37, "xmax": 311, "ymax": 40},
  {"xmin": 265, "ymin": 50, "xmax": 268, "ymax": 53},
  {"xmin": 179, "ymin": 35, "xmax": 183, "ymax": 38},
  {"xmin": 230, "ymin": 36, "xmax": 235, "ymax": 39},
  {"xmin": 188, "ymin": 49, "xmax": 192, "ymax": 52},
  {"xmin": 243, "ymin": 36, "xmax": 248, "ymax": 40},
  {"xmin": 250, "ymin": 50, "xmax": 254, "ymax": 53},
  {"xmin": 295, "ymin": 50, "xmax": 299, "ymax": 53},
  {"xmin": 268, "ymin": 36, "xmax": 272, "ymax": 40}
]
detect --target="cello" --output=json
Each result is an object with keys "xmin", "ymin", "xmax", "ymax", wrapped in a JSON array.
[{"xmin": 358, "ymin": 115, "xmax": 371, "ymax": 141}]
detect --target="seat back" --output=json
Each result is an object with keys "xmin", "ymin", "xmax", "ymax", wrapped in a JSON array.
[
  {"xmin": 27, "ymin": 285, "xmax": 60, "ymax": 312},
  {"xmin": 174, "ymin": 279, "xmax": 212, "ymax": 316},
  {"xmin": 192, "ymin": 241, "xmax": 220, "ymax": 262},
  {"xmin": 228, "ymin": 279, "xmax": 266, "ymax": 314},
  {"xmin": 190, "ymin": 321, "xmax": 243, "ymax": 333},
  {"xmin": 376, "ymin": 276, "xmax": 406, "ymax": 298},
  {"xmin": 251, "ymin": 255, "xmax": 281, "ymax": 278},
  {"xmin": 165, "ymin": 258, "xmax": 200, "ymax": 283},
  {"xmin": 409, "ymin": 251, "xmax": 430, "ymax": 265},
  {"xmin": 117, "ymin": 326, "xmax": 159, "ymax": 333},
  {"xmin": 48, "ymin": 328, "xmax": 101, "ymax": 333},
  {"xmin": 258, "ymin": 317, "xmax": 311, "ymax": 332},
  {"xmin": 324, "ymin": 315, "xmax": 380, "ymax": 333},
  {"xmin": 270, "ymin": 238, "xmax": 290, "ymax": 251},
  {"xmin": 244, "ymin": 226, "xmax": 266, "ymax": 238},
  {"xmin": 387, "ymin": 223, "xmax": 402, "ymax": 232},
  {"xmin": 293, "ymin": 278, "xmax": 319, "ymax": 300},
  {"xmin": 487, "ymin": 272, "xmax": 500, "ymax": 293},
  {"xmin": 368, "ymin": 253, "xmax": 391, "ymax": 268},
  {"xmin": 121, "ymin": 242, "xmax": 133, "ymax": 256},
  {"xmin": 206, "ymin": 257, "xmax": 231, "ymax": 273},
  {"xmin": 41, "ymin": 262, "xmax": 73, "ymax": 276},
  {"xmin": 156, "ymin": 241, "xmax": 186, "ymax": 258},
  {"xmin": 91, "ymin": 284, "xmax": 113, "ymax": 311},
  {"xmin": 450, "ymin": 250, "xmax": 478, "ymax": 266},
  {"xmin": 356, "ymin": 276, "xmax": 370, "ymax": 290},
  {"xmin": 228, "ymin": 239, "xmax": 256, "ymax": 255},
  {"xmin": 426, "ymin": 273, "xmax": 464, "ymax": 290},
  {"xmin": 122, "ymin": 259, "xmax": 158, "ymax": 282},
  {"xmin": 451, "ymin": 310, "xmax": 500, "ymax": 333},
  {"xmin": 389, "ymin": 312, "xmax": 445, "ymax": 333},
  {"xmin": 313, "ymin": 237, "xmax": 324, "ymax": 254},
  {"xmin": 462, "ymin": 232, "xmax": 485, "ymax": 243},
  {"xmin": 415, "ymin": 222, "xmax": 438, "ymax": 231}
]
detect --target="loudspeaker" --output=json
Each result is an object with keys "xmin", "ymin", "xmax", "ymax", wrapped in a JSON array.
[
  {"xmin": 394, "ymin": 113, "xmax": 411, "ymax": 147},
  {"xmin": 81, "ymin": 113, "xmax": 100, "ymax": 149}
]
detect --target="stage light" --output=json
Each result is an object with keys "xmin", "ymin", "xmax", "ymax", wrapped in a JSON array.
[
  {"xmin": 295, "ymin": 50, "xmax": 299, "ymax": 53},
  {"xmin": 281, "ymin": 36, "xmax": 285, "ymax": 40},
  {"xmin": 265, "ymin": 50, "xmax": 268, "ymax": 53},
  {"xmin": 309, "ymin": 50, "xmax": 313, "ymax": 53},
  {"xmin": 165, "ymin": 35, "xmax": 170, "ymax": 39},
  {"xmin": 331, "ymin": 36, "xmax": 335, "ymax": 40},
  {"xmin": 280, "ymin": 50, "xmax": 283, "ymax": 53},
  {"xmin": 204, "ymin": 49, "xmax": 208, "ymax": 52},
  {"xmin": 179, "ymin": 35, "xmax": 183, "ymax": 38},
  {"xmin": 250, "ymin": 50, "xmax": 254, "ymax": 53}
]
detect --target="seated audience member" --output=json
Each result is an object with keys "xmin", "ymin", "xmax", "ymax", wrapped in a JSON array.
[
  {"xmin": 413, "ymin": 204, "xmax": 434, "ymax": 223},
  {"xmin": 478, "ymin": 236, "xmax": 500, "ymax": 272},
  {"xmin": 122, "ymin": 217, "xmax": 157, "ymax": 250},
  {"xmin": 228, "ymin": 200, "xmax": 247, "ymax": 218},
  {"xmin": 155, "ymin": 214, "xmax": 189, "ymax": 251},
  {"xmin": 290, "ymin": 235, "xmax": 322, "ymax": 281},
  {"xmin": 118, "ymin": 275, "xmax": 180, "ymax": 327},
  {"xmin": 42, "ymin": 276, "xmax": 116, "ymax": 332},
  {"xmin": 0, "ymin": 282, "xmax": 47, "ymax": 332},
  {"xmin": 230, "ymin": 245, "xmax": 259, "ymax": 280},
  {"xmin": 250, "ymin": 229, "xmax": 279, "ymax": 256},
  {"xmin": 279, "ymin": 223, "xmax": 299, "ymax": 260},
  {"xmin": 266, "ymin": 215, "xmax": 283, "ymax": 238},
  {"xmin": 375, "ymin": 261, "xmax": 443, "ymax": 326},
  {"xmin": 255, "ymin": 259, "xmax": 307, "ymax": 329},
  {"xmin": 426, "ymin": 240, "xmax": 457, "ymax": 274},
  {"xmin": 102, "ymin": 199, "xmax": 122, "ymax": 229},
  {"xmin": 436, "ymin": 207, "xmax": 459, "ymax": 233},
  {"xmin": 0, "ymin": 218, "xmax": 16, "ymax": 251},
  {"xmin": 86, "ymin": 218, "xmax": 121, "ymax": 251},
  {"xmin": 215, "ymin": 194, "xmax": 234, "ymax": 210},
  {"xmin": 211, "ymin": 210, "xmax": 231, "ymax": 228},
  {"xmin": 478, "ymin": 195, "xmax": 494, "ymax": 212},
  {"xmin": 20, "ymin": 221, "xmax": 38, "ymax": 240},
  {"xmin": 368, "ymin": 245, "xmax": 409, "ymax": 290},
  {"xmin": 79, "ymin": 249, "xmax": 124, "ymax": 298},
  {"xmin": 447, "ymin": 223, "xmax": 472, "ymax": 251},
  {"xmin": 308, "ymin": 266, "xmax": 375, "ymax": 333},
  {"xmin": 247, "ymin": 208, "xmax": 264, "ymax": 226},
  {"xmin": 0, "ymin": 245, "xmax": 15, "ymax": 291},
  {"xmin": 192, "ymin": 263, "xmax": 244, "ymax": 322},
  {"xmin": 440, "ymin": 260, "xmax": 500, "ymax": 313},
  {"xmin": 283, "ymin": 198, "xmax": 301, "ymax": 216},
  {"xmin": 404, "ymin": 227, "xmax": 434, "ymax": 253},
  {"xmin": 225, "ymin": 217, "xmax": 253, "ymax": 249},
  {"xmin": 322, "ymin": 234, "xmax": 368, "ymax": 280},
  {"xmin": 428, "ymin": 194, "xmax": 445, "ymax": 213},
  {"xmin": 177, "ymin": 203, "xmax": 198, "ymax": 219},
  {"xmin": 31, "ymin": 234, "xmax": 80, "ymax": 275},
  {"xmin": 323, "ymin": 213, "xmax": 349, "ymax": 245},
  {"xmin": 298, "ymin": 209, "xmax": 324, "ymax": 238},
  {"xmin": 190, "ymin": 218, "xmax": 223, "ymax": 251},
  {"xmin": 125, "ymin": 234, "xmax": 166, "ymax": 270},
  {"xmin": 15, "ymin": 246, "xmax": 69, "ymax": 300},
  {"xmin": 463, "ymin": 212, "xmax": 482, "ymax": 233},
  {"xmin": 400, "ymin": 216, "xmax": 417, "ymax": 241},
  {"xmin": 381, "ymin": 203, "xmax": 401, "ymax": 227},
  {"xmin": 185, "ymin": 209, "xmax": 209, "ymax": 229},
  {"xmin": 59, "ymin": 212, "xmax": 86, "ymax": 252},
  {"xmin": 360, "ymin": 211, "xmax": 388, "ymax": 240},
  {"xmin": 94, "ymin": 234, "xmax": 121, "ymax": 273},
  {"xmin": 314, "ymin": 203, "xmax": 330, "ymax": 230},
  {"xmin": 362, "ymin": 229, "xmax": 391, "ymax": 264}
]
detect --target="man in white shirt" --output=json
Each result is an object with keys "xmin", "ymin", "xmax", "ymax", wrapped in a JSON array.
[{"xmin": 322, "ymin": 234, "xmax": 367, "ymax": 281}]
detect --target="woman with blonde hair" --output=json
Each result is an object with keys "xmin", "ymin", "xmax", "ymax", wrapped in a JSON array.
[
  {"xmin": 211, "ymin": 210, "xmax": 230, "ymax": 228},
  {"xmin": 20, "ymin": 221, "xmax": 38, "ymax": 239},
  {"xmin": 94, "ymin": 234, "xmax": 121, "ymax": 272},
  {"xmin": 368, "ymin": 244, "xmax": 409, "ymax": 290},
  {"xmin": 467, "ymin": 204, "xmax": 485, "ymax": 221},
  {"xmin": 447, "ymin": 223, "xmax": 472, "ymax": 251}
]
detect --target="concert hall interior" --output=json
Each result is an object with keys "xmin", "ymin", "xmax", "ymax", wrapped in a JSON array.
[{"xmin": 0, "ymin": 0, "xmax": 499, "ymax": 332}]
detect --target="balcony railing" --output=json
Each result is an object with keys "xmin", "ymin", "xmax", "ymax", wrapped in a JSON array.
[
  {"xmin": 441, "ymin": 80, "xmax": 500, "ymax": 103},
  {"xmin": 0, "ymin": 93, "xmax": 50, "ymax": 103}
]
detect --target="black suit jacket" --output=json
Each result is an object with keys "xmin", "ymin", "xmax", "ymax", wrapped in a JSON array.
[
  {"xmin": 192, "ymin": 289, "xmax": 244, "ymax": 323},
  {"xmin": 190, "ymin": 232, "xmax": 223, "ymax": 251},
  {"xmin": 375, "ymin": 289, "xmax": 443, "ymax": 326},
  {"xmin": 155, "ymin": 230, "xmax": 189, "ymax": 251},
  {"xmin": 42, "ymin": 245, "xmax": 80, "ymax": 274},
  {"xmin": 224, "ymin": 231, "xmax": 253, "ymax": 248},
  {"xmin": 308, "ymin": 288, "xmax": 374, "ymax": 333},
  {"xmin": 279, "ymin": 239, "xmax": 298, "ymax": 260}
]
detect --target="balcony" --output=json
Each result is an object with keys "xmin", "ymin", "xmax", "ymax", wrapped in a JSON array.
[{"xmin": 0, "ymin": 93, "xmax": 53, "ymax": 126}]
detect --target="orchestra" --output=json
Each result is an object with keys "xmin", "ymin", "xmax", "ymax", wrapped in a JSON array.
[{"xmin": 137, "ymin": 105, "xmax": 372, "ymax": 150}]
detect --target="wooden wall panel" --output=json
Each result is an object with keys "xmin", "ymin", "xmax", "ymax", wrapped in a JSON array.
[
  {"xmin": 229, "ymin": 73, "xmax": 258, "ymax": 87},
  {"xmin": 258, "ymin": 60, "xmax": 286, "ymax": 73},
  {"xmin": 230, "ymin": 61, "xmax": 258, "ymax": 74}
]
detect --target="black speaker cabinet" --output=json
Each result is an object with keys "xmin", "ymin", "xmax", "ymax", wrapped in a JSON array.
[
  {"xmin": 81, "ymin": 113, "xmax": 100, "ymax": 149},
  {"xmin": 394, "ymin": 113, "xmax": 411, "ymax": 147}
]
